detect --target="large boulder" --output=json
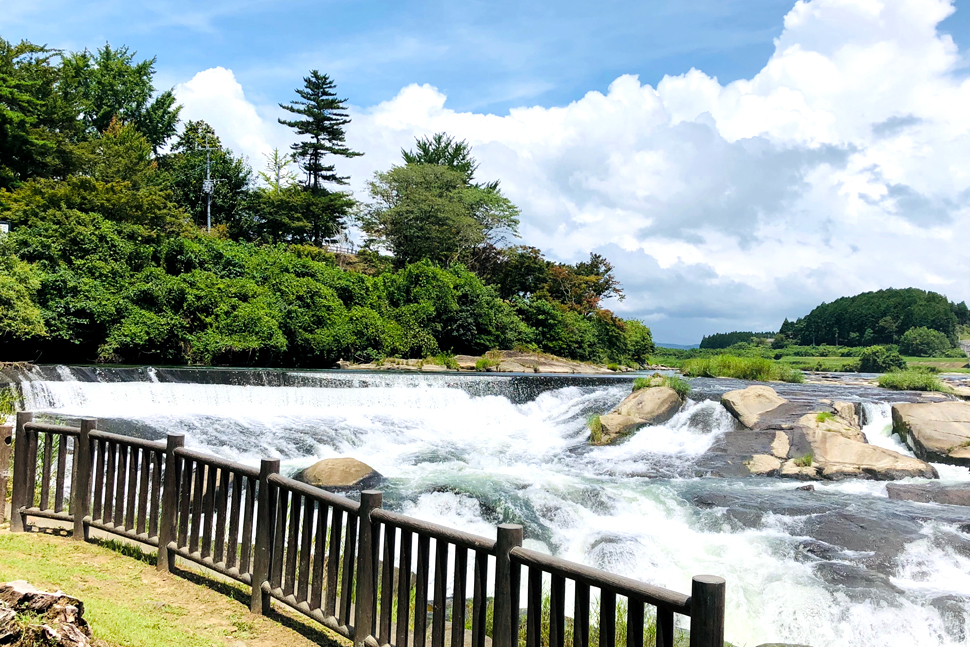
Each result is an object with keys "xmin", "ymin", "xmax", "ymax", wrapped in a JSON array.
[
  {"xmin": 891, "ymin": 401, "xmax": 970, "ymax": 466},
  {"xmin": 721, "ymin": 386, "xmax": 787, "ymax": 428},
  {"xmin": 615, "ymin": 387, "xmax": 682, "ymax": 423},
  {"xmin": 798, "ymin": 427, "xmax": 938, "ymax": 480},
  {"xmin": 797, "ymin": 413, "xmax": 866, "ymax": 443},
  {"xmin": 886, "ymin": 483, "xmax": 970, "ymax": 506},
  {"xmin": 293, "ymin": 458, "xmax": 383, "ymax": 492},
  {"xmin": 590, "ymin": 387, "xmax": 683, "ymax": 446}
]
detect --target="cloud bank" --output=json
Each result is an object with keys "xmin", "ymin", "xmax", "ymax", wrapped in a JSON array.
[{"xmin": 176, "ymin": 0, "xmax": 970, "ymax": 343}]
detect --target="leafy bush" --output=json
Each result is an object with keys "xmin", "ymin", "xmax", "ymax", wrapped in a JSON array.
[
  {"xmin": 877, "ymin": 370, "xmax": 952, "ymax": 392},
  {"xmin": 858, "ymin": 346, "xmax": 907, "ymax": 373},
  {"xmin": 899, "ymin": 326, "xmax": 953, "ymax": 357},
  {"xmin": 681, "ymin": 355, "xmax": 803, "ymax": 383},
  {"xmin": 474, "ymin": 356, "xmax": 501, "ymax": 371}
]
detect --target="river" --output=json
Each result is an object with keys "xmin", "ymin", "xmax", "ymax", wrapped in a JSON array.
[{"xmin": 12, "ymin": 365, "xmax": 970, "ymax": 647}]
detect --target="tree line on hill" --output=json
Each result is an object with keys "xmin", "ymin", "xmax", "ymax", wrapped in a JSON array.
[
  {"xmin": 0, "ymin": 38, "xmax": 653, "ymax": 367},
  {"xmin": 695, "ymin": 287, "xmax": 969, "ymax": 361}
]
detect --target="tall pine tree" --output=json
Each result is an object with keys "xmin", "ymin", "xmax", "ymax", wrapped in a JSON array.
[
  {"xmin": 279, "ymin": 71, "xmax": 361, "ymax": 190},
  {"xmin": 277, "ymin": 71, "xmax": 360, "ymax": 245}
]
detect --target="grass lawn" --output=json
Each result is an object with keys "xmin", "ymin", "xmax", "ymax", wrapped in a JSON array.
[{"xmin": 0, "ymin": 530, "xmax": 346, "ymax": 647}]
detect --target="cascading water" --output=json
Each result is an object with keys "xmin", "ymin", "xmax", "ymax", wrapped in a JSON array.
[{"xmin": 15, "ymin": 366, "xmax": 970, "ymax": 646}]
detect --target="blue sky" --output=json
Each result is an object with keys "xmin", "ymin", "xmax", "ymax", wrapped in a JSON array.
[
  {"xmin": 4, "ymin": 0, "xmax": 970, "ymax": 344},
  {"xmin": 1, "ymin": 0, "xmax": 907, "ymax": 113}
]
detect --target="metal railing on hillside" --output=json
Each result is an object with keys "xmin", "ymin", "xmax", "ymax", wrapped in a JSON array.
[{"xmin": 9, "ymin": 412, "xmax": 725, "ymax": 647}]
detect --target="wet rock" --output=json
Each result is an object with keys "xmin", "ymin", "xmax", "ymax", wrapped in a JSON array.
[
  {"xmin": 793, "ymin": 539, "xmax": 844, "ymax": 562},
  {"xmin": 595, "ymin": 413, "xmax": 642, "ymax": 444},
  {"xmin": 930, "ymin": 595, "xmax": 968, "ymax": 643},
  {"xmin": 293, "ymin": 457, "xmax": 383, "ymax": 492},
  {"xmin": 886, "ymin": 482, "xmax": 970, "ymax": 506},
  {"xmin": 745, "ymin": 454, "xmax": 782, "ymax": 476},
  {"xmin": 756, "ymin": 644, "xmax": 813, "ymax": 647},
  {"xmin": 794, "ymin": 426, "xmax": 938, "ymax": 481},
  {"xmin": 592, "ymin": 387, "xmax": 683, "ymax": 445},
  {"xmin": 721, "ymin": 385, "xmax": 788, "ymax": 428},
  {"xmin": 892, "ymin": 401, "xmax": 970, "ymax": 466},
  {"xmin": 796, "ymin": 484, "xmax": 815, "ymax": 491},
  {"xmin": 812, "ymin": 562, "xmax": 903, "ymax": 602},
  {"xmin": 797, "ymin": 412, "xmax": 866, "ymax": 443},
  {"xmin": 833, "ymin": 401, "xmax": 861, "ymax": 428},
  {"xmin": 801, "ymin": 511, "xmax": 922, "ymax": 568}
]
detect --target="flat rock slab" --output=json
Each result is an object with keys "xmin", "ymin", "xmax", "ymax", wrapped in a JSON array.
[
  {"xmin": 721, "ymin": 385, "xmax": 788, "ymax": 428},
  {"xmin": 887, "ymin": 483, "xmax": 970, "ymax": 506},
  {"xmin": 892, "ymin": 401, "xmax": 970, "ymax": 466}
]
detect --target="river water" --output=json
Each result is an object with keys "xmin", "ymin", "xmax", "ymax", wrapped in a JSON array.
[{"xmin": 13, "ymin": 365, "xmax": 970, "ymax": 647}]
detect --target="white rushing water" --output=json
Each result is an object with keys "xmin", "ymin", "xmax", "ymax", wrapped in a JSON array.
[{"xmin": 18, "ymin": 368, "xmax": 970, "ymax": 647}]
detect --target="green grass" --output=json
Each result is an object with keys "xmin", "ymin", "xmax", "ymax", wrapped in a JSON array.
[
  {"xmin": 475, "ymin": 357, "xmax": 502, "ymax": 371},
  {"xmin": 0, "ymin": 533, "xmax": 342, "ymax": 647},
  {"xmin": 877, "ymin": 370, "xmax": 953, "ymax": 392},
  {"xmin": 588, "ymin": 414, "xmax": 603, "ymax": 444},
  {"xmin": 681, "ymin": 355, "xmax": 803, "ymax": 383},
  {"xmin": 815, "ymin": 411, "xmax": 835, "ymax": 423},
  {"xmin": 632, "ymin": 375, "xmax": 691, "ymax": 398},
  {"xmin": 794, "ymin": 453, "xmax": 814, "ymax": 467},
  {"xmin": 422, "ymin": 353, "xmax": 459, "ymax": 370}
]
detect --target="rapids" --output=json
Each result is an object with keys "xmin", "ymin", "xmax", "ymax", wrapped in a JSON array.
[{"xmin": 13, "ymin": 365, "xmax": 970, "ymax": 647}]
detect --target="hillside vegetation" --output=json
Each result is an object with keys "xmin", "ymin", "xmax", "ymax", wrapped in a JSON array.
[{"xmin": 0, "ymin": 37, "xmax": 652, "ymax": 367}]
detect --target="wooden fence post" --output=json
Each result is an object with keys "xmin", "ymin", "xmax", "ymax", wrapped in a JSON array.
[
  {"xmin": 688, "ymin": 575, "xmax": 725, "ymax": 647},
  {"xmin": 250, "ymin": 458, "xmax": 280, "ymax": 615},
  {"xmin": 71, "ymin": 419, "xmax": 96, "ymax": 541},
  {"xmin": 493, "ymin": 523, "xmax": 524, "ymax": 647},
  {"xmin": 157, "ymin": 434, "xmax": 185, "ymax": 573},
  {"xmin": 10, "ymin": 412, "xmax": 33, "ymax": 533},
  {"xmin": 354, "ymin": 490, "xmax": 383, "ymax": 647}
]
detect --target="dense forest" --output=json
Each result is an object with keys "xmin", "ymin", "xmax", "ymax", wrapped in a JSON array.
[
  {"xmin": 0, "ymin": 38, "xmax": 653, "ymax": 367},
  {"xmin": 777, "ymin": 288, "xmax": 969, "ymax": 349},
  {"xmin": 699, "ymin": 331, "xmax": 773, "ymax": 349}
]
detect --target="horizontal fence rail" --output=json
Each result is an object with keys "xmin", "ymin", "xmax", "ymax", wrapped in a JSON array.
[{"xmin": 9, "ymin": 412, "xmax": 726, "ymax": 647}]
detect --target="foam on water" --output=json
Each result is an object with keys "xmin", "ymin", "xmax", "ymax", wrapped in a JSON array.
[{"xmin": 16, "ymin": 367, "xmax": 970, "ymax": 647}]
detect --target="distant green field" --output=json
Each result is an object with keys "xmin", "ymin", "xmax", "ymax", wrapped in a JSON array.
[{"xmin": 768, "ymin": 356, "xmax": 969, "ymax": 373}]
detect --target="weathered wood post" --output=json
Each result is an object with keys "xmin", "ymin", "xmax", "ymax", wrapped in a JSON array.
[
  {"xmin": 71, "ymin": 419, "xmax": 96, "ymax": 541},
  {"xmin": 250, "ymin": 458, "xmax": 280, "ymax": 615},
  {"xmin": 493, "ymin": 523, "xmax": 524, "ymax": 647},
  {"xmin": 10, "ymin": 412, "xmax": 33, "ymax": 532},
  {"xmin": 689, "ymin": 575, "xmax": 725, "ymax": 647},
  {"xmin": 354, "ymin": 490, "xmax": 383, "ymax": 646},
  {"xmin": 157, "ymin": 434, "xmax": 185, "ymax": 572}
]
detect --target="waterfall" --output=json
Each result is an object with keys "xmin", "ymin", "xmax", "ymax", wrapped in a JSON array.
[{"xmin": 13, "ymin": 366, "xmax": 970, "ymax": 647}]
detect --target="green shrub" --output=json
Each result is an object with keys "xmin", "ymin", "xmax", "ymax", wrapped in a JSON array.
[
  {"xmin": 423, "ymin": 353, "xmax": 459, "ymax": 370},
  {"xmin": 858, "ymin": 346, "xmax": 907, "ymax": 373},
  {"xmin": 0, "ymin": 386, "xmax": 17, "ymax": 419},
  {"xmin": 606, "ymin": 363, "xmax": 621, "ymax": 371},
  {"xmin": 839, "ymin": 361, "xmax": 860, "ymax": 372},
  {"xmin": 632, "ymin": 375, "xmax": 691, "ymax": 398},
  {"xmin": 475, "ymin": 356, "xmax": 501, "ymax": 371},
  {"xmin": 877, "ymin": 370, "xmax": 952, "ymax": 392},
  {"xmin": 816, "ymin": 411, "xmax": 835, "ymax": 423},
  {"xmin": 588, "ymin": 414, "xmax": 603, "ymax": 444},
  {"xmin": 899, "ymin": 326, "xmax": 953, "ymax": 357},
  {"xmin": 681, "ymin": 355, "xmax": 803, "ymax": 383},
  {"xmin": 794, "ymin": 453, "xmax": 814, "ymax": 467}
]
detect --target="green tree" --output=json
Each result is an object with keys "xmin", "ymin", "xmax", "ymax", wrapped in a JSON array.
[
  {"xmin": 60, "ymin": 43, "xmax": 180, "ymax": 151},
  {"xmin": 402, "ymin": 132, "xmax": 497, "ymax": 189},
  {"xmin": 279, "ymin": 71, "xmax": 361, "ymax": 190},
  {"xmin": 83, "ymin": 117, "xmax": 154, "ymax": 186},
  {"xmin": 258, "ymin": 148, "xmax": 298, "ymax": 193},
  {"xmin": 360, "ymin": 163, "xmax": 519, "ymax": 267},
  {"xmin": 0, "ymin": 248, "xmax": 46, "ymax": 341},
  {"xmin": 156, "ymin": 120, "xmax": 252, "ymax": 234},
  {"xmin": 899, "ymin": 326, "xmax": 952, "ymax": 357}
]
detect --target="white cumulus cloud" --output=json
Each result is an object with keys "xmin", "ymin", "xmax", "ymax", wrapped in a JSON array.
[{"xmin": 174, "ymin": 0, "xmax": 970, "ymax": 343}]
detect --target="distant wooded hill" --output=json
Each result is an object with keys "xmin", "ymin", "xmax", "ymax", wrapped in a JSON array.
[
  {"xmin": 699, "ymin": 331, "xmax": 774, "ymax": 349},
  {"xmin": 779, "ymin": 288, "xmax": 969, "ymax": 347}
]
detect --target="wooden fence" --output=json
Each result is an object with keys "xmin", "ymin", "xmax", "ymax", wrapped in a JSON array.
[{"xmin": 8, "ymin": 412, "xmax": 726, "ymax": 647}]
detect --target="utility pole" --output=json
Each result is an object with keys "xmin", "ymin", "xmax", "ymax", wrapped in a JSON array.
[{"xmin": 202, "ymin": 135, "xmax": 215, "ymax": 232}]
